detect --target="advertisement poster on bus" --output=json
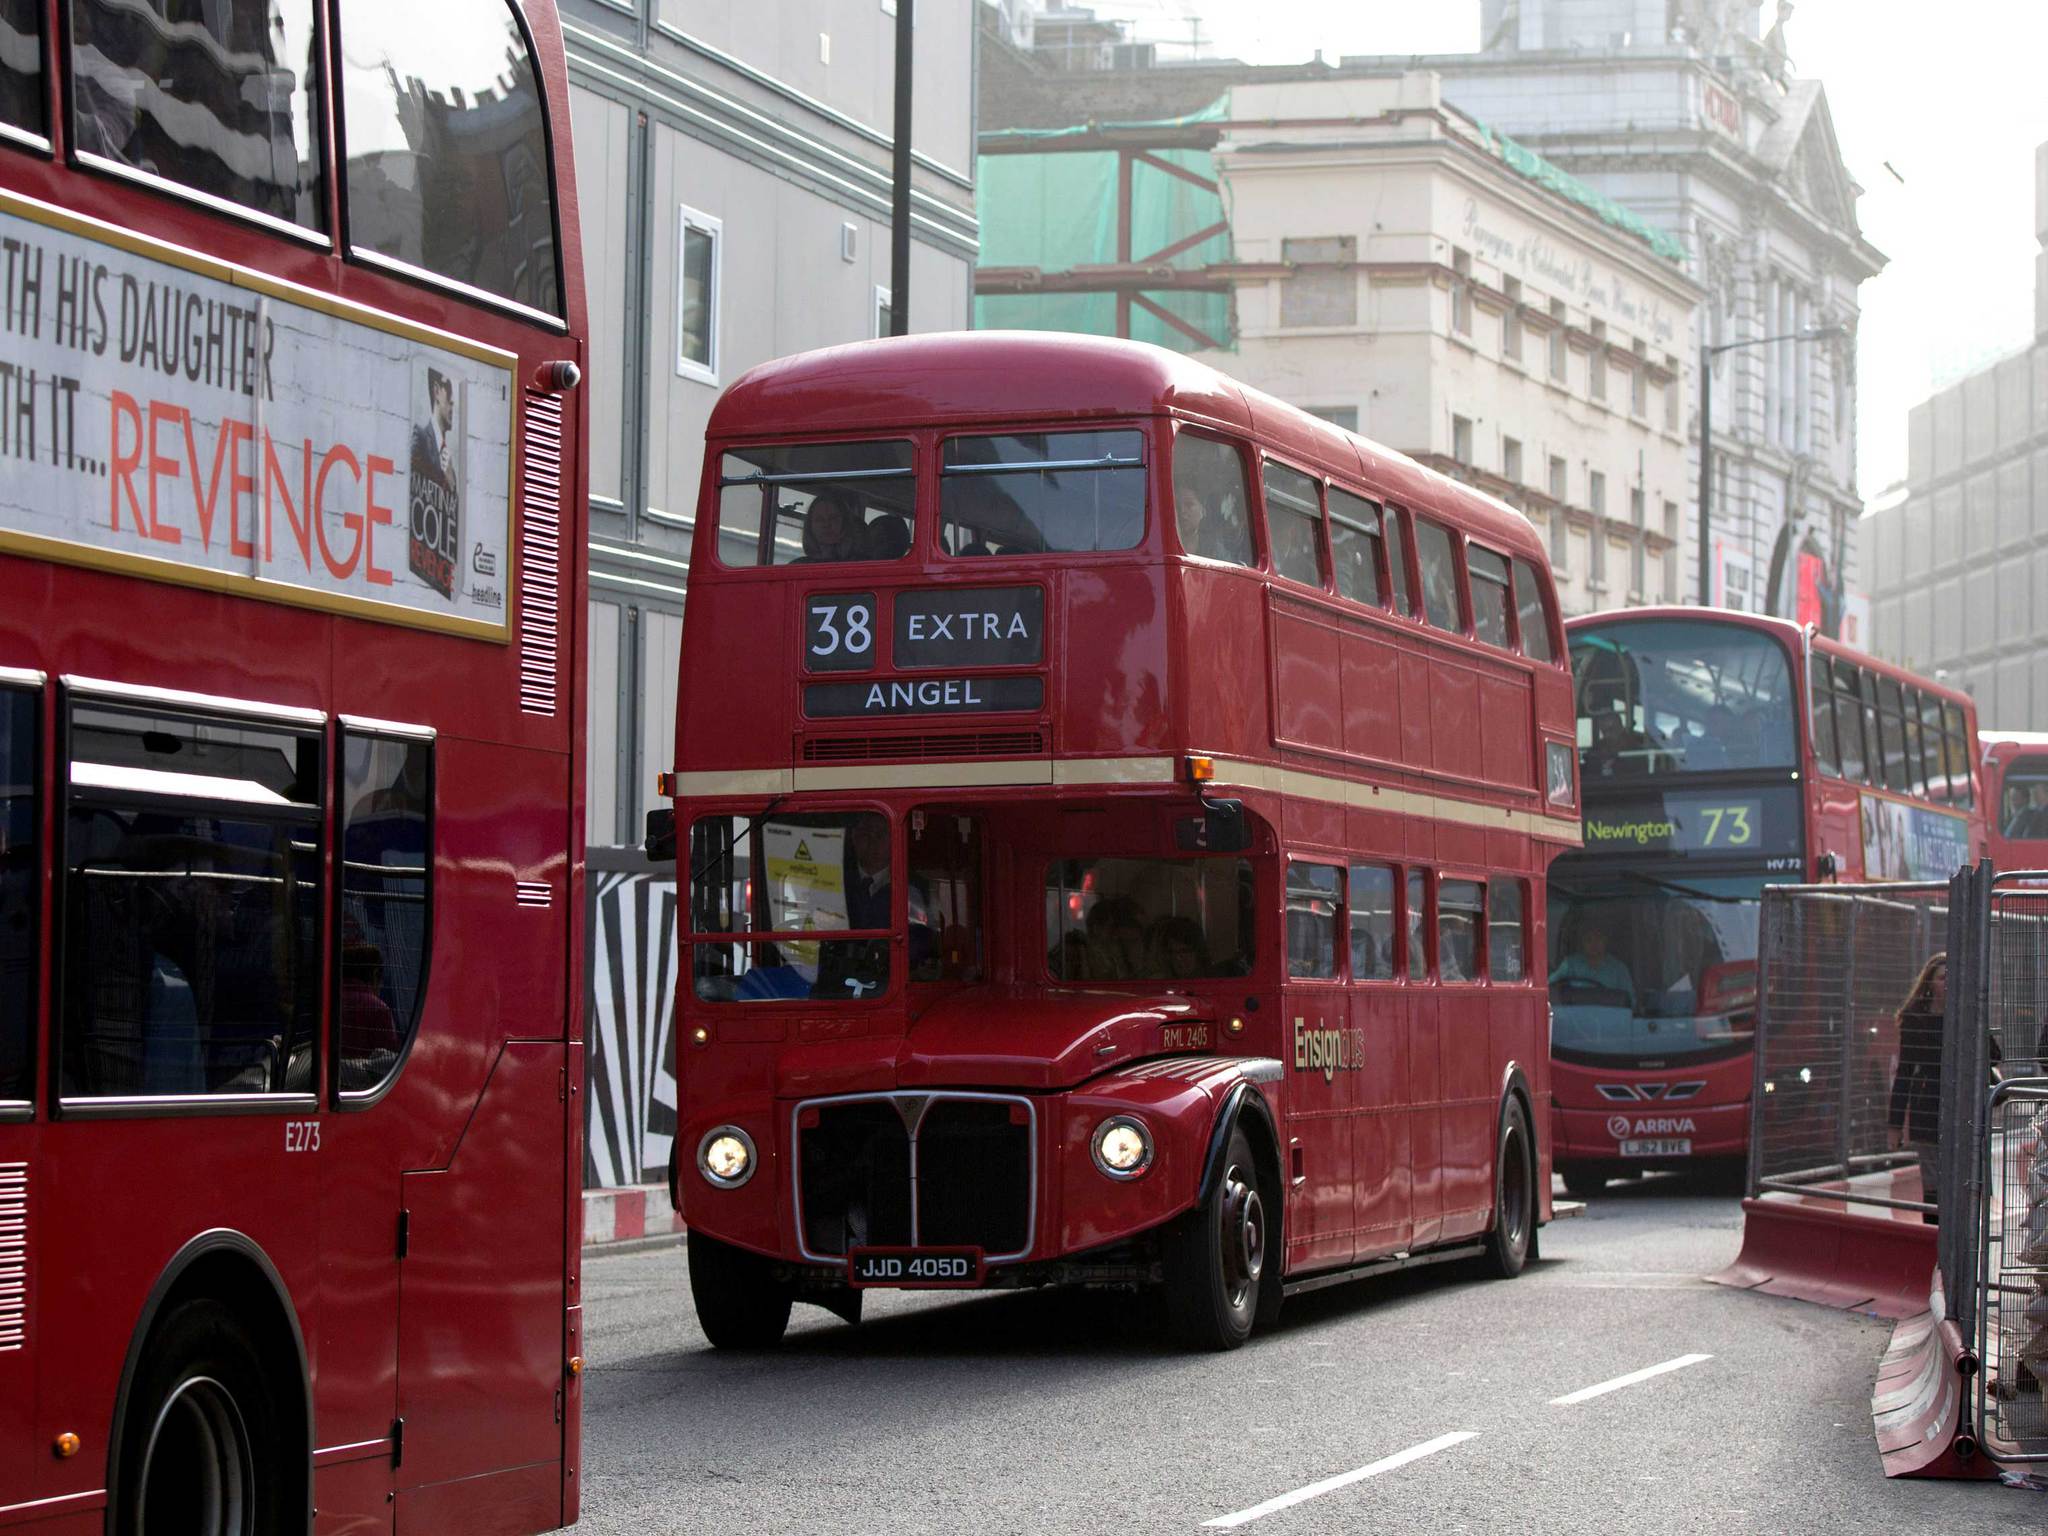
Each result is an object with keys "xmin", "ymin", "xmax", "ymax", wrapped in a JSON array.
[
  {"xmin": 761, "ymin": 824, "xmax": 849, "ymax": 973},
  {"xmin": 1859, "ymin": 794, "xmax": 1971, "ymax": 880},
  {"xmin": 0, "ymin": 196, "xmax": 515, "ymax": 638}
]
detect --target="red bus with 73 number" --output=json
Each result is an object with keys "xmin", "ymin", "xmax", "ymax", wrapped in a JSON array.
[
  {"xmin": 0, "ymin": 1, "xmax": 588, "ymax": 1530},
  {"xmin": 657, "ymin": 332, "xmax": 1582, "ymax": 1350}
]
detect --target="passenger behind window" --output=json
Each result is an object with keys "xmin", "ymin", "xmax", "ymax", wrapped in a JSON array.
[
  {"xmin": 1084, "ymin": 896, "xmax": 1147, "ymax": 980},
  {"xmin": 797, "ymin": 491, "xmax": 868, "ymax": 563},
  {"xmin": 864, "ymin": 512, "xmax": 911, "ymax": 561},
  {"xmin": 1152, "ymin": 914, "xmax": 1210, "ymax": 979}
]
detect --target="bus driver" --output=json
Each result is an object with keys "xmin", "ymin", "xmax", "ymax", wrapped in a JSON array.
[{"xmin": 1550, "ymin": 921, "xmax": 1635, "ymax": 1003}]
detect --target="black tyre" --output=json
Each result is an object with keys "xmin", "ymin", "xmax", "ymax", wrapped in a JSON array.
[
  {"xmin": 688, "ymin": 1232, "xmax": 793, "ymax": 1350},
  {"xmin": 1558, "ymin": 1161, "xmax": 1607, "ymax": 1201},
  {"xmin": 1163, "ymin": 1127, "xmax": 1268, "ymax": 1350},
  {"xmin": 116, "ymin": 1297, "xmax": 294, "ymax": 1536},
  {"xmin": 1483, "ymin": 1098, "xmax": 1536, "ymax": 1279}
]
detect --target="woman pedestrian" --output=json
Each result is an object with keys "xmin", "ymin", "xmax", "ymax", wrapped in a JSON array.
[{"xmin": 1888, "ymin": 954, "xmax": 1948, "ymax": 1218}]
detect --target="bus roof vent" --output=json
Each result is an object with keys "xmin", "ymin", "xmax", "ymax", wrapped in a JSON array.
[
  {"xmin": 518, "ymin": 390, "xmax": 565, "ymax": 717},
  {"xmin": 802, "ymin": 729, "xmax": 1046, "ymax": 764},
  {"xmin": 0, "ymin": 1162, "xmax": 24, "ymax": 1350}
]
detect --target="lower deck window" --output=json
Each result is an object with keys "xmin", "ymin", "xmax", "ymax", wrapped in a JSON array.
[
  {"xmin": 1438, "ymin": 879, "xmax": 1483, "ymax": 982},
  {"xmin": 338, "ymin": 728, "xmax": 433, "ymax": 1095},
  {"xmin": 1045, "ymin": 856, "xmax": 1253, "ymax": 982},
  {"xmin": 0, "ymin": 682, "xmax": 34, "ymax": 1102},
  {"xmin": 60, "ymin": 699, "xmax": 322, "ymax": 1098}
]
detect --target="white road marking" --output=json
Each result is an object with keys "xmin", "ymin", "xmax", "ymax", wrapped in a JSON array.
[
  {"xmin": 1550, "ymin": 1352, "xmax": 1714, "ymax": 1406},
  {"xmin": 1200, "ymin": 1430, "xmax": 1479, "ymax": 1528}
]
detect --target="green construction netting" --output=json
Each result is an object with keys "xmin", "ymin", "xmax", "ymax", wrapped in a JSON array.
[
  {"xmin": 974, "ymin": 97, "xmax": 1234, "ymax": 354},
  {"xmin": 1474, "ymin": 119, "xmax": 1689, "ymax": 265}
]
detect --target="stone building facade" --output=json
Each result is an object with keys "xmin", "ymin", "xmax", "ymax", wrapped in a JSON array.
[
  {"xmin": 1863, "ymin": 143, "xmax": 2048, "ymax": 729},
  {"xmin": 1194, "ymin": 75, "xmax": 1700, "ymax": 616},
  {"xmin": 1416, "ymin": 0, "xmax": 1884, "ymax": 627},
  {"xmin": 560, "ymin": 1, "xmax": 980, "ymax": 1186}
]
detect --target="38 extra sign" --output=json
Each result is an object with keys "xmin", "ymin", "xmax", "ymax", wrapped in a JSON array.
[{"xmin": 0, "ymin": 192, "xmax": 515, "ymax": 639}]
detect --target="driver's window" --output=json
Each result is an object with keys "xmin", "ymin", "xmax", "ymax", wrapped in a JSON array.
[{"xmin": 908, "ymin": 809, "xmax": 982, "ymax": 983}]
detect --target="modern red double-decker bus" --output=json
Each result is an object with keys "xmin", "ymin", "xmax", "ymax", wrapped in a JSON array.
[
  {"xmin": 1983, "ymin": 733, "xmax": 2048, "ymax": 873},
  {"xmin": 1547, "ymin": 609, "xmax": 1986, "ymax": 1196},
  {"xmin": 0, "ymin": 2, "xmax": 587, "ymax": 1530},
  {"xmin": 658, "ymin": 332, "xmax": 1582, "ymax": 1349}
]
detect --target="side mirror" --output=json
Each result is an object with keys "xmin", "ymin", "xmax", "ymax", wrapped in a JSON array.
[
  {"xmin": 644, "ymin": 807, "xmax": 677, "ymax": 864},
  {"xmin": 1176, "ymin": 796, "xmax": 1249, "ymax": 853}
]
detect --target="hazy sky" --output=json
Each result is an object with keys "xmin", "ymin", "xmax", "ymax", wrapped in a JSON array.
[{"xmin": 1089, "ymin": 1, "xmax": 2048, "ymax": 501}]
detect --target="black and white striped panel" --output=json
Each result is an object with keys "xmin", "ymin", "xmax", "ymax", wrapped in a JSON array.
[
  {"xmin": 586, "ymin": 870, "xmax": 679, "ymax": 1189},
  {"xmin": 0, "ymin": 1162, "xmax": 24, "ymax": 1350}
]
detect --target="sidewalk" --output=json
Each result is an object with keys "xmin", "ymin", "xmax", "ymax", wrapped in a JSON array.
[{"xmin": 583, "ymin": 1182, "xmax": 684, "ymax": 1250}]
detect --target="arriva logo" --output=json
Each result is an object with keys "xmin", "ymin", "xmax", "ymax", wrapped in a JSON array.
[{"xmin": 1612, "ymin": 1115, "xmax": 1697, "ymax": 1138}]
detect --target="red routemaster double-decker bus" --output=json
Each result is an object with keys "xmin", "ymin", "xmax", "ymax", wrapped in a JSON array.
[
  {"xmin": 1547, "ymin": 609, "xmax": 1985, "ymax": 1196},
  {"xmin": 657, "ymin": 332, "xmax": 1582, "ymax": 1349},
  {"xmin": 1984, "ymin": 733, "xmax": 2048, "ymax": 873},
  {"xmin": 0, "ymin": 2, "xmax": 587, "ymax": 1530}
]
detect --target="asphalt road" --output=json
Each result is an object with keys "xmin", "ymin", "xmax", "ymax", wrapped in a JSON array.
[{"xmin": 577, "ymin": 1175, "xmax": 2044, "ymax": 1534}]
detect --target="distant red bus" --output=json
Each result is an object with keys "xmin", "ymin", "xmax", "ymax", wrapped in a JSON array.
[
  {"xmin": 0, "ymin": 2, "xmax": 587, "ymax": 1531},
  {"xmin": 658, "ymin": 332, "xmax": 1583, "ymax": 1349},
  {"xmin": 1984, "ymin": 733, "xmax": 2048, "ymax": 873},
  {"xmin": 1548, "ymin": 610, "xmax": 1986, "ymax": 1196}
]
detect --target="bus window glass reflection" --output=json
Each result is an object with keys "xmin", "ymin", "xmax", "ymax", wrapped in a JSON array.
[
  {"xmin": 907, "ymin": 809, "xmax": 983, "ymax": 983},
  {"xmin": 1262, "ymin": 462, "xmax": 1326, "ymax": 588},
  {"xmin": 0, "ymin": 0, "xmax": 43, "ymax": 139},
  {"xmin": 1488, "ymin": 878, "xmax": 1525, "ymax": 981},
  {"xmin": 1942, "ymin": 702, "xmax": 1974, "ymax": 806},
  {"xmin": 1349, "ymin": 864, "xmax": 1395, "ymax": 980},
  {"xmin": 1284, "ymin": 861, "xmax": 1339, "ymax": 979},
  {"xmin": 1406, "ymin": 869, "xmax": 1428, "ymax": 979},
  {"xmin": 1512, "ymin": 557, "xmax": 1554, "ymax": 662},
  {"xmin": 338, "ymin": 730, "xmax": 432, "ymax": 1095},
  {"xmin": 940, "ymin": 430, "xmax": 1144, "ymax": 556},
  {"xmin": 1327, "ymin": 490, "xmax": 1384, "ymax": 607},
  {"xmin": 339, "ymin": 0, "xmax": 561, "ymax": 313},
  {"xmin": 1571, "ymin": 619, "xmax": 1795, "ymax": 779},
  {"xmin": 72, "ymin": 0, "xmax": 322, "ymax": 228},
  {"xmin": 1438, "ymin": 879, "xmax": 1483, "ymax": 982},
  {"xmin": 1468, "ymin": 545, "xmax": 1512, "ymax": 649},
  {"xmin": 1414, "ymin": 518, "xmax": 1462, "ymax": 632},
  {"xmin": 2002, "ymin": 754, "xmax": 2048, "ymax": 838}
]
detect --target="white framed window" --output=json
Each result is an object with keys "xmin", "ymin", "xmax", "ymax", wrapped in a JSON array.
[
  {"xmin": 676, "ymin": 204, "xmax": 722, "ymax": 385},
  {"xmin": 874, "ymin": 284, "xmax": 894, "ymax": 339}
]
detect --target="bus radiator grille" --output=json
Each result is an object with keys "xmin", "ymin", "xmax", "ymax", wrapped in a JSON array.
[
  {"xmin": 798, "ymin": 1102, "xmax": 913, "ymax": 1256},
  {"xmin": 916, "ymin": 1102, "xmax": 1031, "ymax": 1255}
]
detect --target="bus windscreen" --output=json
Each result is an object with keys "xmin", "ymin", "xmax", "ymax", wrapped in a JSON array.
[
  {"xmin": 1547, "ymin": 872, "xmax": 1764, "ymax": 1061},
  {"xmin": 1573, "ymin": 620, "xmax": 1795, "ymax": 780},
  {"xmin": 1999, "ymin": 753, "xmax": 2048, "ymax": 839}
]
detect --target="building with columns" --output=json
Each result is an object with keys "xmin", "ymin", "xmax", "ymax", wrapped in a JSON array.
[
  {"xmin": 1407, "ymin": 0, "xmax": 1884, "ymax": 630},
  {"xmin": 1862, "ymin": 142, "xmax": 2048, "ymax": 730}
]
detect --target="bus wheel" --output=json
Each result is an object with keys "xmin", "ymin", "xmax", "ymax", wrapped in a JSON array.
[
  {"xmin": 688, "ymin": 1233, "xmax": 793, "ymax": 1350},
  {"xmin": 1483, "ymin": 1099, "xmax": 1536, "ymax": 1279},
  {"xmin": 1558, "ymin": 1162, "xmax": 1607, "ymax": 1201},
  {"xmin": 1164, "ymin": 1127, "xmax": 1265, "ymax": 1350},
  {"xmin": 118, "ymin": 1298, "xmax": 289, "ymax": 1536}
]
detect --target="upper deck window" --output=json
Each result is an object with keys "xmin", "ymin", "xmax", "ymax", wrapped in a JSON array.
[
  {"xmin": 1263, "ymin": 462, "xmax": 1325, "ymax": 588},
  {"xmin": 1942, "ymin": 702, "xmax": 1975, "ymax": 808},
  {"xmin": 2000, "ymin": 753, "xmax": 2048, "ymax": 838},
  {"xmin": 1414, "ymin": 517, "xmax": 1462, "ymax": 633},
  {"xmin": 0, "ymin": 1, "xmax": 43, "ymax": 140},
  {"xmin": 940, "ymin": 430, "xmax": 1144, "ymax": 556},
  {"xmin": 71, "ymin": 0, "xmax": 323, "ymax": 231},
  {"xmin": 1512, "ymin": 557, "xmax": 1554, "ymax": 662},
  {"xmin": 717, "ymin": 441, "xmax": 915, "ymax": 567},
  {"xmin": 1573, "ymin": 620, "xmax": 1796, "ymax": 781},
  {"xmin": 1172, "ymin": 433, "xmax": 1255, "ymax": 568},
  {"xmin": 1468, "ymin": 545, "xmax": 1512, "ymax": 649},
  {"xmin": 339, "ymin": 0, "xmax": 562, "ymax": 316},
  {"xmin": 1327, "ymin": 489, "xmax": 1383, "ymax": 607}
]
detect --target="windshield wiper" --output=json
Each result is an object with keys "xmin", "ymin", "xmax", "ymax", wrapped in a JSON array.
[{"xmin": 1553, "ymin": 868, "xmax": 1753, "ymax": 904}]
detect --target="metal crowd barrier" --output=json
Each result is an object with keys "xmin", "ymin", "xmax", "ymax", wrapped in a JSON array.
[{"xmin": 1749, "ymin": 882, "xmax": 1948, "ymax": 1214}]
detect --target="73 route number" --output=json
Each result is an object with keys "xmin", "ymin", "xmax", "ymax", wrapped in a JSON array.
[
  {"xmin": 1697, "ymin": 803, "xmax": 1754, "ymax": 846},
  {"xmin": 805, "ymin": 592, "xmax": 877, "ymax": 673}
]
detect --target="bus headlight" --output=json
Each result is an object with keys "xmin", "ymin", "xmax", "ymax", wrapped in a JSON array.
[
  {"xmin": 698, "ymin": 1126, "xmax": 757, "ymax": 1188},
  {"xmin": 1091, "ymin": 1116, "xmax": 1153, "ymax": 1179}
]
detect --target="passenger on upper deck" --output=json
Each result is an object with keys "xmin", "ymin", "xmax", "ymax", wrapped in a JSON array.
[{"xmin": 797, "ymin": 491, "xmax": 867, "ymax": 563}]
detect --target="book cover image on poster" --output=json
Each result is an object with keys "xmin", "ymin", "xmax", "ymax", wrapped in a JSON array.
[{"xmin": 409, "ymin": 366, "xmax": 461, "ymax": 599}]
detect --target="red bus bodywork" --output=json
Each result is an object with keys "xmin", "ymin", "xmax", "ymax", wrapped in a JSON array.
[
  {"xmin": 0, "ymin": 3, "xmax": 588, "ymax": 1530},
  {"xmin": 666, "ymin": 333, "xmax": 1581, "ymax": 1343},
  {"xmin": 1549, "ymin": 609, "xmax": 1986, "ymax": 1192},
  {"xmin": 1984, "ymin": 733, "xmax": 2048, "ymax": 874}
]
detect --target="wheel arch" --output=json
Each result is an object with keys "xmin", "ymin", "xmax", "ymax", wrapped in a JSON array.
[
  {"xmin": 105, "ymin": 1229, "xmax": 314, "ymax": 1533},
  {"xmin": 1197, "ymin": 1078, "xmax": 1283, "ymax": 1214}
]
